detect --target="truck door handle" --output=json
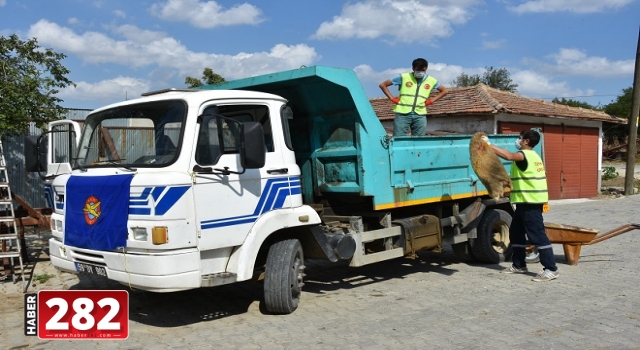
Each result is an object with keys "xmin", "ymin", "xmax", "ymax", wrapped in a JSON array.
[{"xmin": 267, "ymin": 168, "xmax": 289, "ymax": 174}]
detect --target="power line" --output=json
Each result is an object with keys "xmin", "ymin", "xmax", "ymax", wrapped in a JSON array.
[{"xmin": 538, "ymin": 94, "xmax": 619, "ymax": 100}]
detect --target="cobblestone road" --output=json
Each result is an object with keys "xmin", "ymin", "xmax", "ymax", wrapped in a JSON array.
[{"xmin": 2, "ymin": 194, "xmax": 640, "ymax": 349}]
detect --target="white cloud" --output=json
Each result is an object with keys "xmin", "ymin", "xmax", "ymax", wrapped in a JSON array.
[
  {"xmin": 68, "ymin": 17, "xmax": 80, "ymax": 25},
  {"xmin": 482, "ymin": 39, "xmax": 506, "ymax": 49},
  {"xmin": 353, "ymin": 62, "xmax": 478, "ymax": 88},
  {"xmin": 27, "ymin": 19, "xmax": 319, "ymax": 80},
  {"xmin": 512, "ymin": 70, "xmax": 593, "ymax": 100},
  {"xmin": 112, "ymin": 24, "xmax": 169, "ymax": 44},
  {"xmin": 113, "ymin": 10, "xmax": 126, "ymax": 18},
  {"xmin": 313, "ymin": 0, "xmax": 482, "ymax": 43},
  {"xmin": 28, "ymin": 20, "xmax": 154, "ymax": 67},
  {"xmin": 353, "ymin": 64, "xmax": 404, "ymax": 85},
  {"xmin": 150, "ymin": 0, "xmax": 264, "ymax": 28},
  {"xmin": 353, "ymin": 63, "xmax": 591, "ymax": 102},
  {"xmin": 59, "ymin": 77, "xmax": 151, "ymax": 104},
  {"xmin": 524, "ymin": 48, "xmax": 634, "ymax": 77},
  {"xmin": 0, "ymin": 0, "xmax": 6, "ymax": 7},
  {"xmin": 508, "ymin": 0, "xmax": 633, "ymax": 14}
]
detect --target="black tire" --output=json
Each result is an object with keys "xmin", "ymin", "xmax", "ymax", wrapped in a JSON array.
[
  {"xmin": 264, "ymin": 239, "xmax": 305, "ymax": 314},
  {"xmin": 451, "ymin": 242, "xmax": 477, "ymax": 262},
  {"xmin": 471, "ymin": 209, "xmax": 512, "ymax": 263}
]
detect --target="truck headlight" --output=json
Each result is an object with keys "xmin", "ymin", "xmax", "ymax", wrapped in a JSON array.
[{"xmin": 131, "ymin": 227, "xmax": 148, "ymax": 241}]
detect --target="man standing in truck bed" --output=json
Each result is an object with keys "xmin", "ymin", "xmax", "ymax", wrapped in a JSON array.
[{"xmin": 379, "ymin": 57, "xmax": 448, "ymax": 136}]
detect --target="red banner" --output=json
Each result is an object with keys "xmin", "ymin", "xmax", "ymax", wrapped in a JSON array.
[{"xmin": 26, "ymin": 290, "xmax": 129, "ymax": 339}]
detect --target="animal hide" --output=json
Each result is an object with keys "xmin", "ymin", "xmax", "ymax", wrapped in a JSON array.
[{"xmin": 470, "ymin": 132, "xmax": 512, "ymax": 200}]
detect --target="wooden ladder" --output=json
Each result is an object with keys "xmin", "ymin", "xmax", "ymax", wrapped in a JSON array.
[{"xmin": 0, "ymin": 138, "xmax": 26, "ymax": 292}]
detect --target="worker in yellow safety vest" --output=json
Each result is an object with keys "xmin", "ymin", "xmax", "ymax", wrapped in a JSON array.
[
  {"xmin": 483, "ymin": 129, "xmax": 559, "ymax": 282},
  {"xmin": 379, "ymin": 58, "xmax": 448, "ymax": 136}
]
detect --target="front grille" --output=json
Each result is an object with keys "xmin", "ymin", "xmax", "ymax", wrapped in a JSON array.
[{"xmin": 69, "ymin": 249, "xmax": 107, "ymax": 266}]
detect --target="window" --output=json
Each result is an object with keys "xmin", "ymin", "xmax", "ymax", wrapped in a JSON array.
[
  {"xmin": 195, "ymin": 104, "xmax": 273, "ymax": 165},
  {"xmin": 281, "ymin": 106, "xmax": 294, "ymax": 151},
  {"xmin": 75, "ymin": 100, "xmax": 186, "ymax": 168}
]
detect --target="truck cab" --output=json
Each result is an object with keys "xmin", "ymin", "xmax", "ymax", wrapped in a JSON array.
[{"xmin": 40, "ymin": 89, "xmax": 318, "ymax": 302}]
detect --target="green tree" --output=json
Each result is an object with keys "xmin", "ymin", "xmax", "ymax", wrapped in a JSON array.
[
  {"xmin": 552, "ymin": 97, "xmax": 596, "ymax": 109},
  {"xmin": 451, "ymin": 66, "xmax": 518, "ymax": 92},
  {"xmin": 450, "ymin": 72, "xmax": 481, "ymax": 88},
  {"xmin": 185, "ymin": 67, "xmax": 226, "ymax": 88},
  {"xmin": 604, "ymin": 87, "xmax": 632, "ymax": 119},
  {"xmin": 0, "ymin": 34, "xmax": 74, "ymax": 136},
  {"xmin": 603, "ymin": 87, "xmax": 634, "ymax": 145}
]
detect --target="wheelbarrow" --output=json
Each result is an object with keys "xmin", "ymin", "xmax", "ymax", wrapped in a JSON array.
[{"xmin": 526, "ymin": 222, "xmax": 640, "ymax": 265}]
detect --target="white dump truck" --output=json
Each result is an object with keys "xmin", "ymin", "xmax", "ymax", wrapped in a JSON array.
[{"xmin": 27, "ymin": 66, "xmax": 528, "ymax": 314}]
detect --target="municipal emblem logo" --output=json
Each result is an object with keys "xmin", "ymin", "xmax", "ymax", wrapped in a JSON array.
[
  {"xmin": 83, "ymin": 195, "xmax": 102, "ymax": 225},
  {"xmin": 424, "ymin": 84, "xmax": 431, "ymax": 90},
  {"xmin": 405, "ymin": 82, "xmax": 413, "ymax": 88}
]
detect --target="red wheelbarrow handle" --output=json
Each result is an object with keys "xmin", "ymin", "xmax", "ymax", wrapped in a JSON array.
[{"xmin": 585, "ymin": 223, "xmax": 640, "ymax": 246}]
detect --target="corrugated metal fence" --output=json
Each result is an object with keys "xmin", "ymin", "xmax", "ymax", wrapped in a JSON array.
[{"xmin": 3, "ymin": 108, "xmax": 92, "ymax": 209}]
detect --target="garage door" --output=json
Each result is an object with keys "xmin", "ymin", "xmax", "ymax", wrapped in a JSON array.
[{"xmin": 499, "ymin": 123, "xmax": 598, "ymax": 200}]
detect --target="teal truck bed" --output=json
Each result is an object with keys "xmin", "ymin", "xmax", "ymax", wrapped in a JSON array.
[{"xmin": 202, "ymin": 66, "xmax": 528, "ymax": 211}]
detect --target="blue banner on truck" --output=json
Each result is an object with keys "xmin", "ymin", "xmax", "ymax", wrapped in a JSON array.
[{"xmin": 64, "ymin": 174, "xmax": 133, "ymax": 251}]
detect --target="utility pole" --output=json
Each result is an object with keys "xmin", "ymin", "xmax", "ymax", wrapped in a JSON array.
[{"xmin": 625, "ymin": 26, "xmax": 640, "ymax": 195}]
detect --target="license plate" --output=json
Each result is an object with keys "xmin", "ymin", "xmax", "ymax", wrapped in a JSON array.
[{"xmin": 74, "ymin": 262, "xmax": 108, "ymax": 277}]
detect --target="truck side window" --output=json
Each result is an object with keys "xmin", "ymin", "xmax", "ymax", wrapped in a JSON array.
[
  {"xmin": 195, "ymin": 120, "xmax": 221, "ymax": 165},
  {"xmin": 281, "ymin": 106, "xmax": 294, "ymax": 151},
  {"xmin": 51, "ymin": 123, "xmax": 75, "ymax": 163},
  {"xmin": 197, "ymin": 105, "xmax": 273, "ymax": 165}
]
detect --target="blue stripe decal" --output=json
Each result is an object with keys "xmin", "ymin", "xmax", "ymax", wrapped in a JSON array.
[
  {"xmin": 273, "ymin": 183, "xmax": 292, "ymax": 209},
  {"xmin": 155, "ymin": 186, "xmax": 191, "ymax": 215},
  {"xmin": 53, "ymin": 186, "xmax": 64, "ymax": 210},
  {"xmin": 129, "ymin": 208, "xmax": 152, "ymax": 215},
  {"xmin": 131, "ymin": 187, "xmax": 152, "ymax": 200},
  {"xmin": 44, "ymin": 184, "xmax": 55, "ymax": 209},
  {"xmin": 203, "ymin": 217, "xmax": 257, "ymax": 229},
  {"xmin": 200, "ymin": 176, "xmax": 300, "ymax": 230},
  {"xmin": 152, "ymin": 187, "xmax": 165, "ymax": 201},
  {"xmin": 129, "ymin": 185, "xmax": 190, "ymax": 216}
]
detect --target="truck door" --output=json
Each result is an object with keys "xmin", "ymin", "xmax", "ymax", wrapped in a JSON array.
[
  {"xmin": 42, "ymin": 120, "xmax": 81, "ymax": 177},
  {"xmin": 192, "ymin": 102, "xmax": 296, "ymax": 250}
]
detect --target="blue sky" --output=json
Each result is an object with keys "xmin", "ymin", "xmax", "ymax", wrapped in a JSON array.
[{"xmin": 1, "ymin": 0, "xmax": 638, "ymax": 110}]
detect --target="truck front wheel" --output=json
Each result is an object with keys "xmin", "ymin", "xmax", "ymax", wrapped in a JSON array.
[
  {"xmin": 471, "ymin": 209, "xmax": 512, "ymax": 263},
  {"xmin": 264, "ymin": 239, "xmax": 305, "ymax": 314}
]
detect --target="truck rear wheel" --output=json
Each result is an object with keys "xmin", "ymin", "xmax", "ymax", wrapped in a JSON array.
[
  {"xmin": 264, "ymin": 239, "xmax": 305, "ymax": 314},
  {"xmin": 471, "ymin": 209, "xmax": 512, "ymax": 263}
]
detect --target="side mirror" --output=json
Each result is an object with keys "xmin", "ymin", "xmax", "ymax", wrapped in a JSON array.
[
  {"xmin": 25, "ymin": 135, "xmax": 47, "ymax": 172},
  {"xmin": 241, "ymin": 121, "xmax": 266, "ymax": 169}
]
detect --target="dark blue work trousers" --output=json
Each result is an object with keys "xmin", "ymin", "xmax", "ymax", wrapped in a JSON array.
[{"xmin": 510, "ymin": 203, "xmax": 558, "ymax": 272}]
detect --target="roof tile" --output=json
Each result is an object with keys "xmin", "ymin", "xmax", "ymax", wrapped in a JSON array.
[{"xmin": 371, "ymin": 84, "xmax": 623, "ymax": 123}]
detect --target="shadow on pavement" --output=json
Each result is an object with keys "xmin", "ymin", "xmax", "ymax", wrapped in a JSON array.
[
  {"xmin": 53, "ymin": 249, "xmax": 480, "ymax": 327},
  {"xmin": 302, "ymin": 252, "xmax": 460, "ymax": 294}
]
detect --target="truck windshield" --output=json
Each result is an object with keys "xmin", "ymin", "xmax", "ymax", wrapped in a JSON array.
[{"xmin": 74, "ymin": 100, "xmax": 186, "ymax": 169}]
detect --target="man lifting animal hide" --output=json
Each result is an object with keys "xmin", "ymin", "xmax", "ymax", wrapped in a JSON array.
[{"xmin": 469, "ymin": 131, "xmax": 512, "ymax": 200}]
